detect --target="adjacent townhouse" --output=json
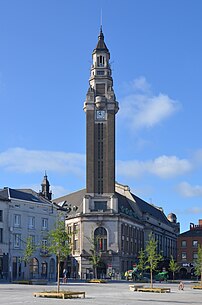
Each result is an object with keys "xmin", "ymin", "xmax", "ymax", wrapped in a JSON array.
[{"xmin": 0, "ymin": 174, "xmax": 58, "ymax": 282}]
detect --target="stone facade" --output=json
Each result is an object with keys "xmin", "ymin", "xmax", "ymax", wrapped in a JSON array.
[
  {"xmin": 54, "ymin": 29, "xmax": 179, "ymax": 280},
  {"xmin": 54, "ymin": 183, "xmax": 179, "ymax": 279},
  {"xmin": 0, "ymin": 180, "xmax": 57, "ymax": 282}
]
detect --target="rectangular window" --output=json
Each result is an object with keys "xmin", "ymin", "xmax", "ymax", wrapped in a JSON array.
[
  {"xmin": 42, "ymin": 218, "xmax": 48, "ymax": 230},
  {"xmin": 181, "ymin": 240, "xmax": 187, "ymax": 247},
  {"xmin": 94, "ymin": 201, "xmax": 107, "ymax": 211},
  {"xmin": 181, "ymin": 252, "xmax": 187, "ymax": 260},
  {"xmin": 0, "ymin": 210, "xmax": 3, "ymax": 222},
  {"xmin": 42, "ymin": 239, "xmax": 47, "ymax": 247},
  {"xmin": 0, "ymin": 228, "xmax": 3, "ymax": 243},
  {"xmin": 14, "ymin": 214, "xmax": 21, "ymax": 227},
  {"xmin": 192, "ymin": 240, "xmax": 198, "ymax": 248},
  {"xmin": 14, "ymin": 234, "xmax": 21, "ymax": 248},
  {"xmin": 74, "ymin": 223, "xmax": 78, "ymax": 235},
  {"xmin": 41, "ymin": 239, "xmax": 48, "ymax": 255},
  {"xmin": 97, "ymin": 70, "xmax": 104, "ymax": 76},
  {"xmin": 29, "ymin": 235, "xmax": 35, "ymax": 246},
  {"xmin": 67, "ymin": 225, "xmax": 72, "ymax": 235},
  {"xmin": 74, "ymin": 239, "xmax": 79, "ymax": 251},
  {"xmin": 28, "ymin": 216, "xmax": 35, "ymax": 229},
  {"xmin": 73, "ymin": 223, "xmax": 79, "ymax": 251},
  {"xmin": 193, "ymin": 252, "xmax": 198, "ymax": 259}
]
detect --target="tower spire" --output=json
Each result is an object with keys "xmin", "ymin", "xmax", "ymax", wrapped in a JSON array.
[
  {"xmin": 100, "ymin": 8, "xmax": 103, "ymax": 31},
  {"xmin": 40, "ymin": 172, "xmax": 52, "ymax": 200}
]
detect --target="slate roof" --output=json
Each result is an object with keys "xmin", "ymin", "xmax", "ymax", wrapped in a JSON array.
[
  {"xmin": 93, "ymin": 27, "xmax": 109, "ymax": 53},
  {"xmin": 116, "ymin": 192, "xmax": 139, "ymax": 220},
  {"xmin": 53, "ymin": 185, "xmax": 171, "ymax": 225},
  {"xmin": 53, "ymin": 189, "xmax": 86, "ymax": 216},
  {"xmin": 0, "ymin": 187, "xmax": 51, "ymax": 205},
  {"xmin": 131, "ymin": 193, "xmax": 171, "ymax": 225}
]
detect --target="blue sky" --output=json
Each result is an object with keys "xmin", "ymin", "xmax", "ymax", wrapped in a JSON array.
[{"xmin": 0, "ymin": 0, "xmax": 202, "ymax": 233}]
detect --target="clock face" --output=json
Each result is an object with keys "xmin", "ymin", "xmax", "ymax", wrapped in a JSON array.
[{"xmin": 96, "ymin": 110, "xmax": 106, "ymax": 120}]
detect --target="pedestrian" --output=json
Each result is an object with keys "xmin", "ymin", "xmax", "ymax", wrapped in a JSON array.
[
  {"xmin": 63, "ymin": 268, "xmax": 67, "ymax": 283},
  {"xmin": 178, "ymin": 281, "xmax": 184, "ymax": 290}
]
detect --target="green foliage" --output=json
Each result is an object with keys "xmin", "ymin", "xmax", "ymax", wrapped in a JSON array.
[
  {"xmin": 144, "ymin": 234, "xmax": 162, "ymax": 288},
  {"xmin": 194, "ymin": 244, "xmax": 202, "ymax": 285},
  {"xmin": 137, "ymin": 248, "xmax": 145, "ymax": 275},
  {"xmin": 48, "ymin": 217, "xmax": 72, "ymax": 259},
  {"xmin": 48, "ymin": 216, "xmax": 73, "ymax": 292},
  {"xmin": 86, "ymin": 231, "xmax": 101, "ymax": 279},
  {"xmin": 169, "ymin": 255, "xmax": 179, "ymax": 280},
  {"xmin": 23, "ymin": 236, "xmax": 36, "ymax": 264}
]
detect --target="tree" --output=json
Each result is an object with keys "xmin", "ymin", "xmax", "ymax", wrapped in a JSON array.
[
  {"xmin": 194, "ymin": 244, "xmax": 202, "ymax": 286},
  {"xmin": 22, "ymin": 236, "xmax": 36, "ymax": 279},
  {"xmin": 48, "ymin": 217, "xmax": 72, "ymax": 293},
  {"xmin": 86, "ymin": 232, "xmax": 101, "ymax": 279},
  {"xmin": 144, "ymin": 234, "xmax": 162, "ymax": 288},
  {"xmin": 169, "ymin": 255, "xmax": 179, "ymax": 280},
  {"xmin": 137, "ymin": 248, "xmax": 145, "ymax": 279}
]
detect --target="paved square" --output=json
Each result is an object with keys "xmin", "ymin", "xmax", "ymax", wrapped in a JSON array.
[{"xmin": 0, "ymin": 281, "xmax": 201, "ymax": 305}]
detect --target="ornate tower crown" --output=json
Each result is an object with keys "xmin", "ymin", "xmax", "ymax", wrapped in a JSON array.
[{"xmin": 84, "ymin": 28, "xmax": 119, "ymax": 113}]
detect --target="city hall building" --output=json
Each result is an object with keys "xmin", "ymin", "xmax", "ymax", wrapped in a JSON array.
[{"xmin": 54, "ymin": 28, "xmax": 180, "ymax": 279}]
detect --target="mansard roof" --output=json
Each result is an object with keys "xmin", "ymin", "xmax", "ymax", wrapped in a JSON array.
[
  {"xmin": 0, "ymin": 187, "xmax": 52, "ymax": 204},
  {"xmin": 116, "ymin": 192, "xmax": 139, "ymax": 220},
  {"xmin": 131, "ymin": 193, "xmax": 171, "ymax": 225}
]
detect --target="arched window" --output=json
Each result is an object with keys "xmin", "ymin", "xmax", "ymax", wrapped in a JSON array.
[
  {"xmin": 29, "ymin": 258, "xmax": 39, "ymax": 278},
  {"xmin": 94, "ymin": 227, "xmax": 107, "ymax": 252},
  {"xmin": 179, "ymin": 267, "xmax": 188, "ymax": 279},
  {"xmin": 41, "ymin": 261, "xmax": 47, "ymax": 278}
]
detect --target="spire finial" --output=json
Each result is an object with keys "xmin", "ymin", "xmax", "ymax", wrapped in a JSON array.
[{"xmin": 100, "ymin": 8, "xmax": 102, "ymax": 31}]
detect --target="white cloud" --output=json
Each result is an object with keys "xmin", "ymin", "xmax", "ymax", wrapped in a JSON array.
[
  {"xmin": 187, "ymin": 207, "xmax": 202, "ymax": 214},
  {"xmin": 131, "ymin": 76, "xmax": 151, "ymax": 92},
  {"xmin": 0, "ymin": 147, "xmax": 85, "ymax": 177},
  {"xmin": 193, "ymin": 149, "xmax": 202, "ymax": 164},
  {"xmin": 177, "ymin": 182, "xmax": 202, "ymax": 197},
  {"xmin": 120, "ymin": 77, "xmax": 180, "ymax": 130},
  {"xmin": 117, "ymin": 155, "xmax": 192, "ymax": 179},
  {"xmin": 0, "ymin": 148, "xmax": 193, "ymax": 182},
  {"xmin": 149, "ymin": 156, "xmax": 192, "ymax": 178}
]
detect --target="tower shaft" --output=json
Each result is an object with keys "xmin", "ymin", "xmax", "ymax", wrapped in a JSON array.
[{"xmin": 84, "ymin": 29, "xmax": 119, "ymax": 196}]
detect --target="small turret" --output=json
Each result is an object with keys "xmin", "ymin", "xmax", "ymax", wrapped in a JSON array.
[
  {"xmin": 40, "ymin": 172, "xmax": 52, "ymax": 200},
  {"xmin": 167, "ymin": 213, "xmax": 177, "ymax": 223}
]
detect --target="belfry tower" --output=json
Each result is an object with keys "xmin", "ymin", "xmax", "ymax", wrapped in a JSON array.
[
  {"xmin": 54, "ymin": 27, "xmax": 179, "ymax": 279},
  {"xmin": 83, "ymin": 28, "xmax": 119, "ymax": 210}
]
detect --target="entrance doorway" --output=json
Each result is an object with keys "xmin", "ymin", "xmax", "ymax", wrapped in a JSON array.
[{"xmin": 97, "ymin": 261, "xmax": 106, "ymax": 279}]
